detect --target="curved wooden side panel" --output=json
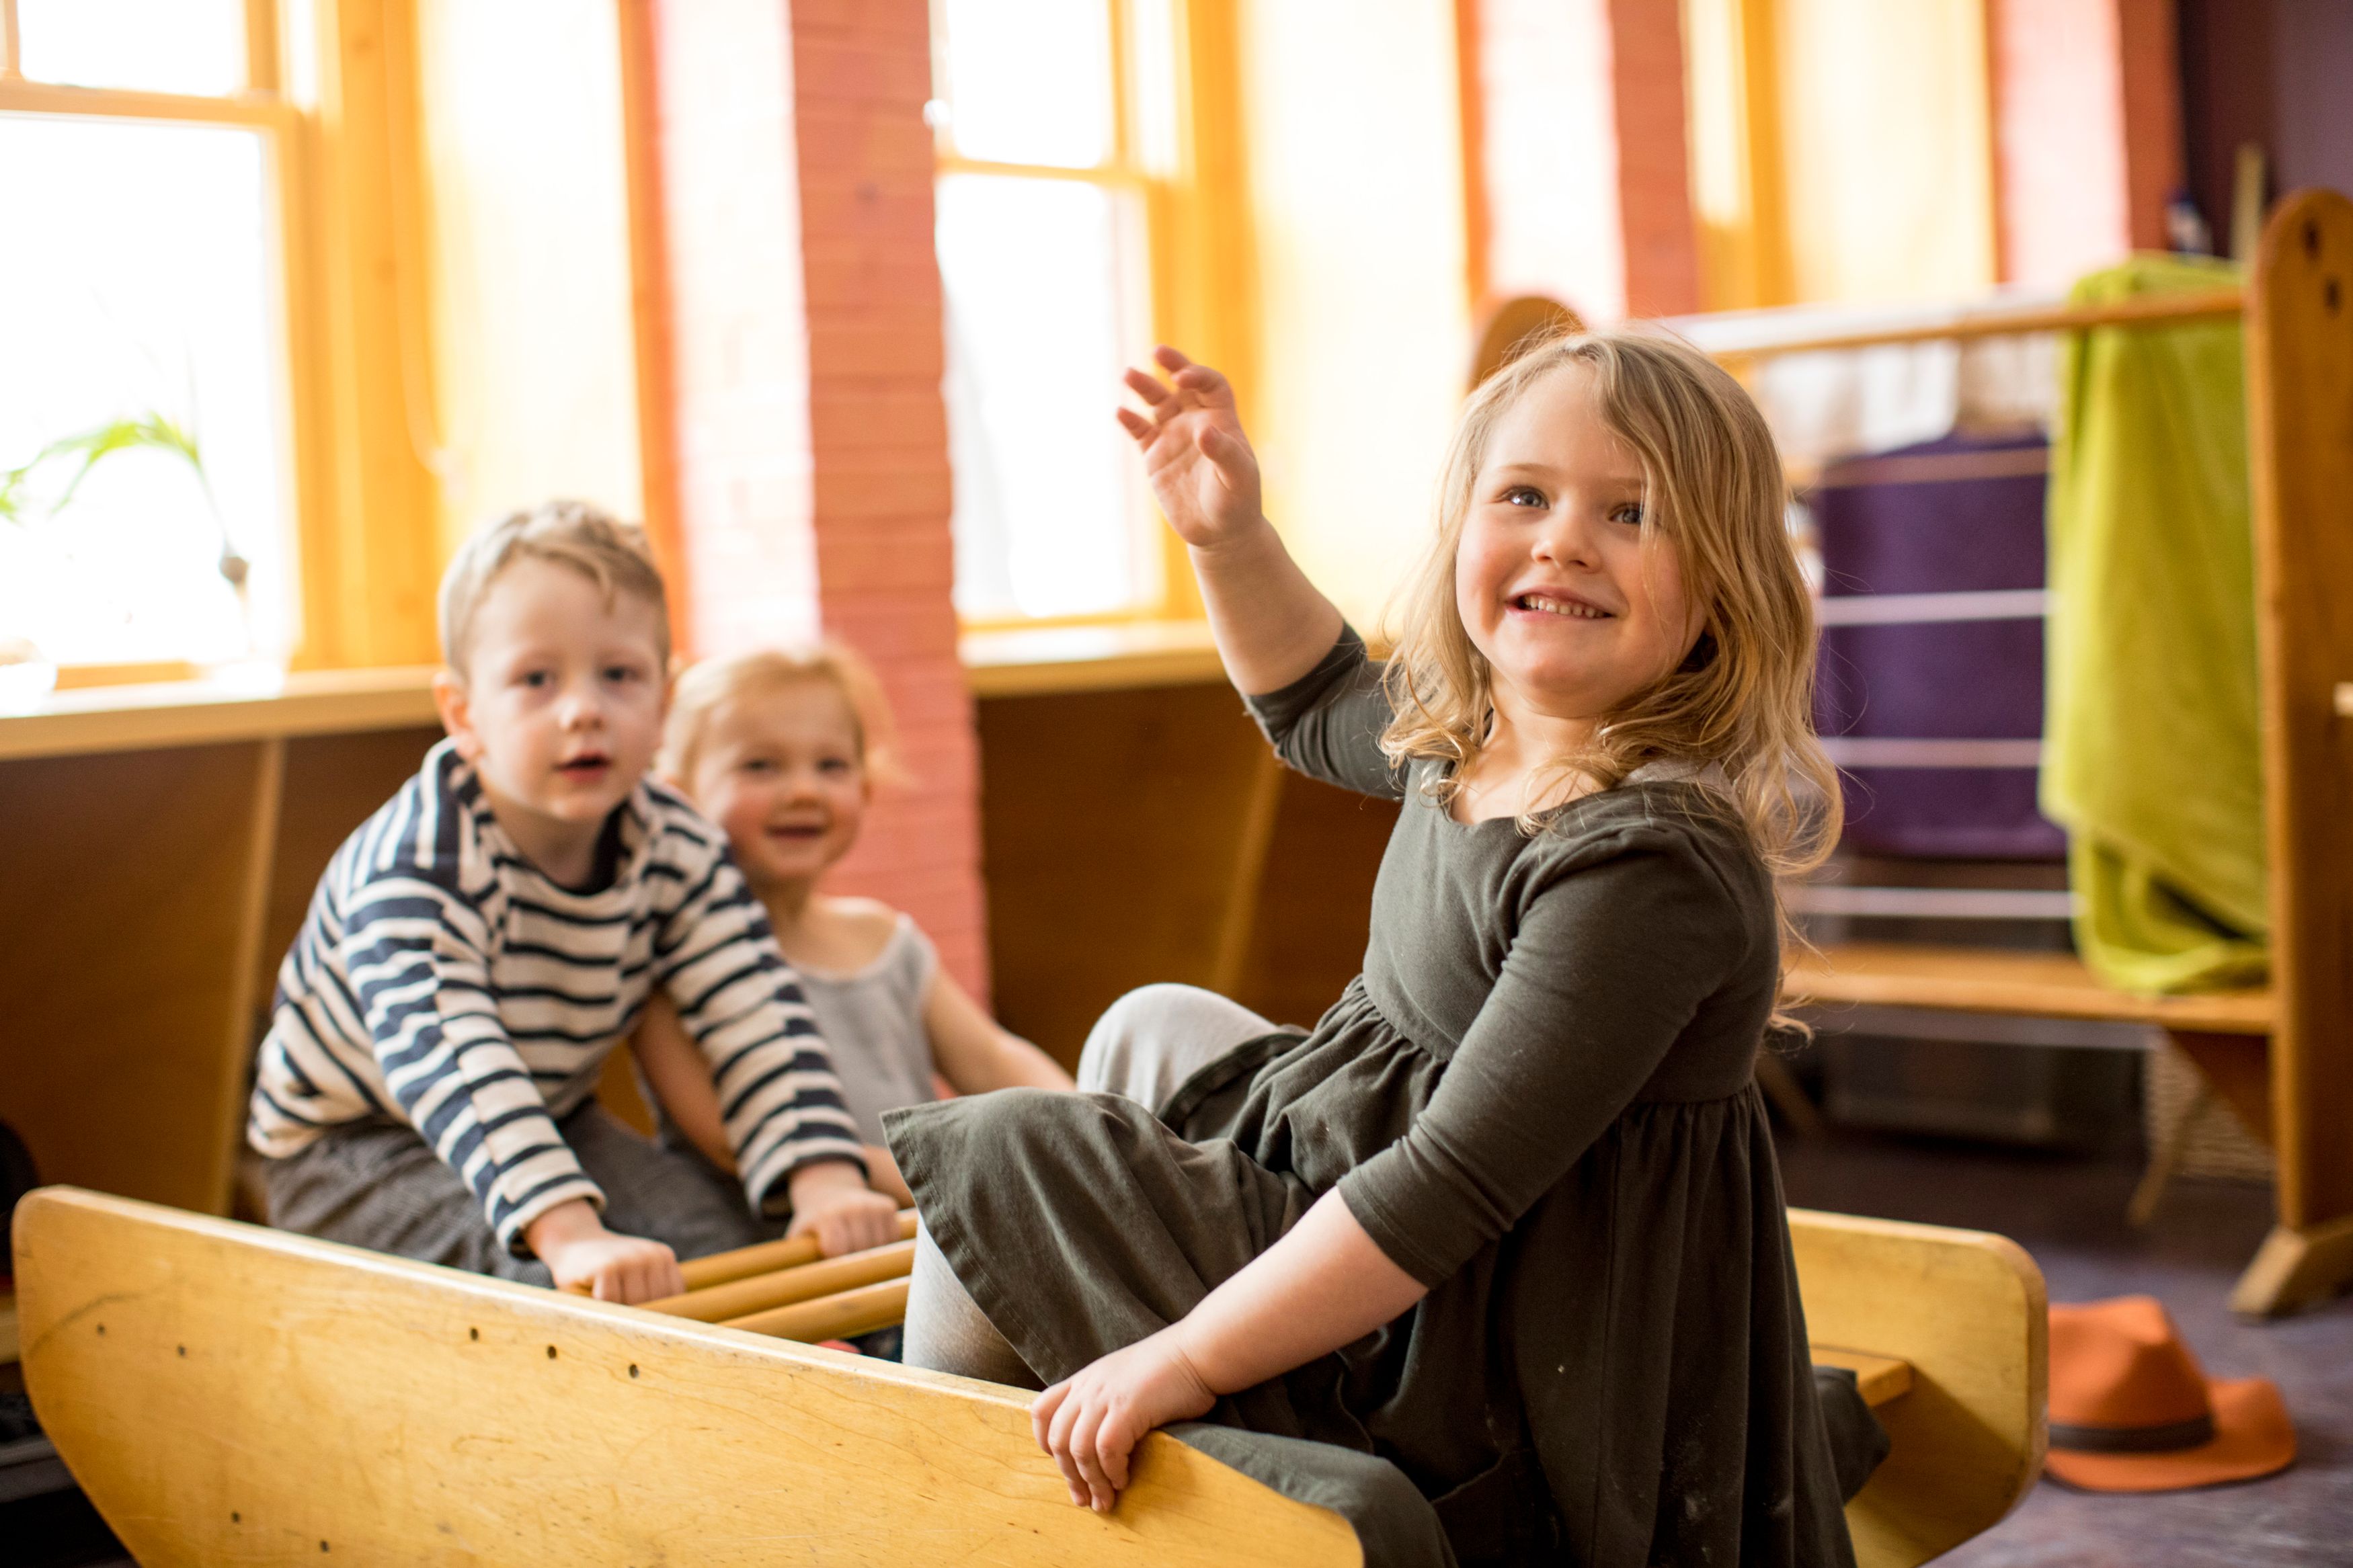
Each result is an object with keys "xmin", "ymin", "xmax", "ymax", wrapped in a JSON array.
[
  {"xmin": 1791, "ymin": 1208, "xmax": 2048, "ymax": 1568},
  {"xmin": 15, "ymin": 1188, "xmax": 1361, "ymax": 1568}
]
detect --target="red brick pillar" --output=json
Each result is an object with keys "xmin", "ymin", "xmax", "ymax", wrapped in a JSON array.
[
  {"xmin": 1605, "ymin": 0, "xmax": 1703, "ymax": 319},
  {"xmin": 632, "ymin": 0, "xmax": 992, "ymax": 997},
  {"xmin": 1464, "ymin": 0, "xmax": 1700, "ymax": 321},
  {"xmin": 1988, "ymin": 0, "xmax": 2184, "ymax": 286},
  {"xmin": 790, "ymin": 0, "xmax": 988, "ymax": 998}
]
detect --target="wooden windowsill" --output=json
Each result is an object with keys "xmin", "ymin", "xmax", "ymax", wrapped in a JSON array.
[
  {"xmin": 0, "ymin": 625, "xmax": 1238, "ymax": 762},
  {"xmin": 960, "ymin": 620, "xmax": 1227, "ymax": 697},
  {"xmin": 50, "ymin": 659, "xmax": 206, "ymax": 692},
  {"xmin": 0, "ymin": 665, "xmax": 442, "ymax": 762}
]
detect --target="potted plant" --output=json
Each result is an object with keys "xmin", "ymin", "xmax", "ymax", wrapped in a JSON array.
[{"xmin": 0, "ymin": 411, "xmax": 251, "ymax": 713}]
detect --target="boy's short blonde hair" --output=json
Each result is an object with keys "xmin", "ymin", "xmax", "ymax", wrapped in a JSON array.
[
  {"xmin": 438, "ymin": 500, "xmax": 671, "ymax": 672},
  {"xmin": 659, "ymin": 643, "xmax": 904, "ymax": 791}
]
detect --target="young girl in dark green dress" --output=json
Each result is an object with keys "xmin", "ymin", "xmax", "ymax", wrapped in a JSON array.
[{"xmin": 885, "ymin": 330, "xmax": 1867, "ymax": 1567}]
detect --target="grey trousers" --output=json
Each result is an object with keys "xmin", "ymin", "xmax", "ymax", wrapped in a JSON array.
[
  {"xmin": 1072, "ymin": 982, "xmax": 1279, "ymax": 1108},
  {"xmin": 263, "ymin": 1102, "xmax": 766, "ymax": 1285},
  {"xmin": 903, "ymin": 983, "xmax": 1277, "ymax": 1385}
]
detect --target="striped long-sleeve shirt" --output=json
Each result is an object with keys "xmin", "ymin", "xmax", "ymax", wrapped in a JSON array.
[{"xmin": 248, "ymin": 739, "xmax": 865, "ymax": 1253}]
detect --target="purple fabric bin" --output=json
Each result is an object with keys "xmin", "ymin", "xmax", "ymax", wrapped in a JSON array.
[{"xmin": 1811, "ymin": 432, "xmax": 2065, "ymax": 860}]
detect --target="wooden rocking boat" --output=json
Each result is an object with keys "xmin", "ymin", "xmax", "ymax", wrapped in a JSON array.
[{"xmin": 14, "ymin": 1186, "xmax": 2043, "ymax": 1566}]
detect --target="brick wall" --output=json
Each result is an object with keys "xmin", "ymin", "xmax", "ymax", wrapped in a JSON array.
[
  {"xmin": 1605, "ymin": 0, "xmax": 1701, "ymax": 319},
  {"xmin": 638, "ymin": 0, "xmax": 991, "ymax": 997}
]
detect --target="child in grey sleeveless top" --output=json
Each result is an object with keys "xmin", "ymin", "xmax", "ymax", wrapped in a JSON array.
[
  {"xmin": 629, "ymin": 645, "xmax": 1072, "ymax": 1206},
  {"xmin": 797, "ymin": 911, "xmax": 940, "ymax": 1142}
]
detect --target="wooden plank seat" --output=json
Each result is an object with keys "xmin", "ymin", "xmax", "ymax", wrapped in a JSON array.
[
  {"xmin": 14, "ymin": 1186, "xmax": 2044, "ymax": 1568},
  {"xmin": 1811, "ymin": 1346, "xmax": 1915, "ymax": 1409},
  {"xmin": 1782, "ymin": 942, "xmax": 2300, "ymax": 1308},
  {"xmin": 1792, "ymin": 1209, "xmax": 2046, "ymax": 1567},
  {"xmin": 1780, "ymin": 942, "xmax": 2277, "ymax": 1153},
  {"xmin": 1782, "ymin": 941, "xmax": 2276, "ymax": 1035}
]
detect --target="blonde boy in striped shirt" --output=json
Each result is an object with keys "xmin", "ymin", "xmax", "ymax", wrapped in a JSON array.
[{"xmin": 249, "ymin": 502, "xmax": 901, "ymax": 1303}]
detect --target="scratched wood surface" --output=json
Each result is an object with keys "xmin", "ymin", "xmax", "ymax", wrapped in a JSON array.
[
  {"xmin": 19, "ymin": 1187, "xmax": 2048, "ymax": 1568},
  {"xmin": 17, "ymin": 1188, "xmax": 1361, "ymax": 1567}
]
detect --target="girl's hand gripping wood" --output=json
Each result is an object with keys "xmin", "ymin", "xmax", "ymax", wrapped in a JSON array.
[
  {"xmin": 1030, "ymin": 1329, "xmax": 1218, "ymax": 1512},
  {"xmin": 1117, "ymin": 346, "xmax": 1265, "ymax": 551},
  {"xmin": 1030, "ymin": 1191, "xmax": 1426, "ymax": 1512}
]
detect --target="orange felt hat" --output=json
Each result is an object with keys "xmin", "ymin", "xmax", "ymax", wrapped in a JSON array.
[{"xmin": 2044, "ymin": 1296, "xmax": 2295, "ymax": 1492}]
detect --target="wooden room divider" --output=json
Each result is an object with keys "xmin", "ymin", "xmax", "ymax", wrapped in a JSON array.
[{"xmin": 1776, "ymin": 189, "xmax": 2353, "ymax": 1317}]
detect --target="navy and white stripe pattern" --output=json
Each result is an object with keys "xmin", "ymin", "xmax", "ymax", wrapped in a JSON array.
[{"xmin": 249, "ymin": 740, "xmax": 863, "ymax": 1253}]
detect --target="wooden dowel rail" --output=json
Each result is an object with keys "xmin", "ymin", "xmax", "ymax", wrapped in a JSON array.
[
  {"xmin": 1705, "ymin": 285, "xmax": 2244, "ymax": 363},
  {"xmin": 673, "ymin": 1208, "xmax": 918, "ymax": 1292},
  {"xmin": 725, "ymin": 1278, "xmax": 912, "ymax": 1342},
  {"xmin": 643, "ymin": 1239, "xmax": 915, "ymax": 1323}
]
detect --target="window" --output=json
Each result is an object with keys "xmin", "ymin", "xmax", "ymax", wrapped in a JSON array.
[
  {"xmin": 930, "ymin": 0, "xmax": 1174, "ymax": 624},
  {"xmin": 0, "ymin": 1, "xmax": 307, "ymax": 672},
  {"xmin": 1681, "ymin": 0, "xmax": 1997, "ymax": 311}
]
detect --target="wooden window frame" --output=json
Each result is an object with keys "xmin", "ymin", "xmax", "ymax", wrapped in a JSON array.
[
  {"xmin": 935, "ymin": 0, "xmax": 1252, "ymax": 632},
  {"xmin": 933, "ymin": 0, "xmax": 1163, "ymax": 632},
  {"xmin": 0, "ymin": 0, "xmax": 445, "ymax": 677},
  {"xmin": 0, "ymin": 0, "xmax": 305, "ymax": 679}
]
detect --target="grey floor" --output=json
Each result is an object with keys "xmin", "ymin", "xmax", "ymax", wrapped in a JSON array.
[{"xmin": 1778, "ymin": 1135, "xmax": 2352, "ymax": 1567}]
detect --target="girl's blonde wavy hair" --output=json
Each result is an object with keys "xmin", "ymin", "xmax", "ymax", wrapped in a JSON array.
[
  {"xmin": 1381, "ymin": 325, "xmax": 1840, "ymax": 899},
  {"xmin": 659, "ymin": 642, "xmax": 906, "ymax": 793}
]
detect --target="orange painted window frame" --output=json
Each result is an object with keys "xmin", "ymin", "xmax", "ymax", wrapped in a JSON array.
[
  {"xmin": 1, "ymin": 0, "xmax": 446, "ymax": 676},
  {"xmin": 934, "ymin": 0, "xmax": 1256, "ymax": 632}
]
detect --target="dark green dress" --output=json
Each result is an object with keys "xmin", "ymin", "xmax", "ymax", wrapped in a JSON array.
[{"xmin": 886, "ymin": 632, "xmax": 1861, "ymax": 1568}]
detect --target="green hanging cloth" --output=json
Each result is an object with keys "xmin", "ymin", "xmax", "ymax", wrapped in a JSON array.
[{"xmin": 2042, "ymin": 254, "xmax": 2268, "ymax": 993}]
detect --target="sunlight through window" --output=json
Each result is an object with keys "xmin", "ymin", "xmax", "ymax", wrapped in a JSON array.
[
  {"xmin": 0, "ymin": 118, "xmax": 290, "ymax": 666},
  {"xmin": 15, "ymin": 0, "xmax": 247, "ymax": 98},
  {"xmin": 939, "ymin": 175, "xmax": 1142, "ymax": 620},
  {"xmin": 932, "ymin": 0, "xmax": 1167, "ymax": 622},
  {"xmin": 936, "ymin": 0, "xmax": 1115, "ymax": 170}
]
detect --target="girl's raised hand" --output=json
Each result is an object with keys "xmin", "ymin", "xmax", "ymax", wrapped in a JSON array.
[
  {"xmin": 1030, "ymin": 1328, "xmax": 1218, "ymax": 1512},
  {"xmin": 1118, "ymin": 347, "xmax": 1264, "ymax": 550}
]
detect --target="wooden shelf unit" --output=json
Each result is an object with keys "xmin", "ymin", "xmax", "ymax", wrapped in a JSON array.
[
  {"xmin": 1767, "ymin": 191, "xmax": 2353, "ymax": 1317},
  {"xmin": 0, "ymin": 682, "xmax": 447, "ymax": 1218}
]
